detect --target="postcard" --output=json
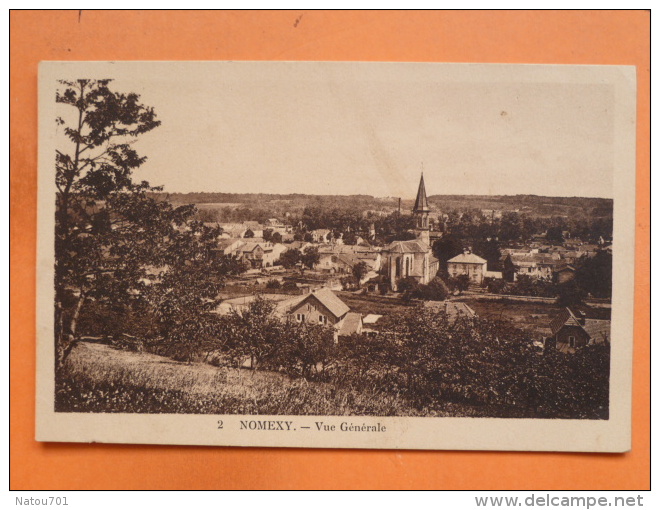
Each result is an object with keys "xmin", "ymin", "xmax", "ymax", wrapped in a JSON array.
[{"xmin": 36, "ymin": 61, "xmax": 636, "ymax": 451}]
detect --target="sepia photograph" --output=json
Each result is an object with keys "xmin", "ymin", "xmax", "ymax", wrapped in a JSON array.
[{"xmin": 36, "ymin": 61, "xmax": 636, "ymax": 451}]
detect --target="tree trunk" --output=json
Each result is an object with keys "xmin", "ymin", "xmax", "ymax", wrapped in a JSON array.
[{"xmin": 55, "ymin": 290, "xmax": 85, "ymax": 374}]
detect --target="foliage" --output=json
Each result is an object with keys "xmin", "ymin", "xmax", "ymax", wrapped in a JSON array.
[
  {"xmin": 352, "ymin": 261, "xmax": 370, "ymax": 283},
  {"xmin": 279, "ymin": 248, "xmax": 302, "ymax": 269},
  {"xmin": 557, "ymin": 280, "xmax": 588, "ymax": 306},
  {"xmin": 54, "ymin": 79, "xmax": 165, "ymax": 370},
  {"xmin": 224, "ymin": 296, "xmax": 284, "ymax": 370},
  {"xmin": 301, "ymin": 246, "xmax": 320, "ymax": 271},
  {"xmin": 282, "ymin": 280, "xmax": 299, "ymax": 291},
  {"xmin": 575, "ymin": 251, "xmax": 612, "ymax": 298},
  {"xmin": 278, "ymin": 322, "xmax": 336, "ymax": 379},
  {"xmin": 54, "ymin": 79, "xmax": 229, "ymax": 370},
  {"xmin": 265, "ymin": 279, "xmax": 282, "ymax": 289},
  {"xmin": 432, "ymin": 234, "xmax": 464, "ymax": 272}
]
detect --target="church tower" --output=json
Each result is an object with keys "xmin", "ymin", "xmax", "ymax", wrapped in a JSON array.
[{"xmin": 412, "ymin": 172, "xmax": 431, "ymax": 245}]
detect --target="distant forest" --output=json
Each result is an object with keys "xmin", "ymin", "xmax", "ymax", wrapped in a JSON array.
[{"xmin": 156, "ymin": 192, "xmax": 613, "ymax": 221}]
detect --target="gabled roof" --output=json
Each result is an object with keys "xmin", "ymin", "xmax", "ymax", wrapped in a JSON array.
[
  {"xmin": 241, "ymin": 242, "xmax": 273, "ymax": 253},
  {"xmin": 448, "ymin": 252, "xmax": 487, "ymax": 264},
  {"xmin": 386, "ymin": 240, "xmax": 430, "ymax": 253},
  {"xmin": 413, "ymin": 173, "xmax": 430, "ymax": 213},
  {"xmin": 337, "ymin": 312, "xmax": 363, "ymax": 336},
  {"xmin": 550, "ymin": 308, "xmax": 582, "ymax": 336},
  {"xmin": 550, "ymin": 307, "xmax": 611, "ymax": 340},
  {"xmin": 288, "ymin": 288, "xmax": 350, "ymax": 319}
]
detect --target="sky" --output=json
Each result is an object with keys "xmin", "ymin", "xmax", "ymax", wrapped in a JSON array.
[{"xmin": 57, "ymin": 62, "xmax": 618, "ymax": 199}]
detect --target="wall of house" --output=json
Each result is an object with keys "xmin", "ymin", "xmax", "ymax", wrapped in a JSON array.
[
  {"xmin": 447, "ymin": 262, "xmax": 486, "ymax": 284},
  {"xmin": 556, "ymin": 326, "xmax": 591, "ymax": 350},
  {"xmin": 289, "ymin": 297, "xmax": 342, "ymax": 326}
]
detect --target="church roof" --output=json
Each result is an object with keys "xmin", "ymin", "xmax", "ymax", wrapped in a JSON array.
[
  {"xmin": 413, "ymin": 173, "xmax": 430, "ymax": 213},
  {"xmin": 385, "ymin": 240, "xmax": 431, "ymax": 253}
]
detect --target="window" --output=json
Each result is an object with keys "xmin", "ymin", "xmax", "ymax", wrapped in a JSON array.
[
  {"xmin": 319, "ymin": 315, "xmax": 327, "ymax": 324},
  {"xmin": 296, "ymin": 314, "xmax": 302, "ymax": 322},
  {"xmin": 568, "ymin": 336, "xmax": 576, "ymax": 347}
]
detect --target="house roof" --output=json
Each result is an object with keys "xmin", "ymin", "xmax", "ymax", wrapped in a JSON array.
[
  {"xmin": 337, "ymin": 312, "xmax": 363, "ymax": 336},
  {"xmin": 286, "ymin": 288, "xmax": 350, "ymax": 320},
  {"xmin": 413, "ymin": 173, "xmax": 430, "ymax": 213},
  {"xmin": 241, "ymin": 242, "xmax": 266, "ymax": 253},
  {"xmin": 216, "ymin": 238, "xmax": 243, "ymax": 249},
  {"xmin": 550, "ymin": 308, "xmax": 582, "ymax": 335},
  {"xmin": 507, "ymin": 253, "xmax": 561, "ymax": 267},
  {"xmin": 550, "ymin": 307, "xmax": 611, "ymax": 340},
  {"xmin": 448, "ymin": 252, "xmax": 487, "ymax": 264},
  {"xmin": 362, "ymin": 314, "xmax": 382, "ymax": 324}
]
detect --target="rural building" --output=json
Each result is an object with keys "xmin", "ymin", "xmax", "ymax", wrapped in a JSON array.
[
  {"xmin": 316, "ymin": 244, "xmax": 382, "ymax": 275},
  {"xmin": 239, "ymin": 241, "xmax": 277, "ymax": 268},
  {"xmin": 283, "ymin": 287, "xmax": 350, "ymax": 327},
  {"xmin": 212, "ymin": 238, "xmax": 245, "ymax": 256},
  {"xmin": 447, "ymin": 250, "xmax": 488, "ymax": 285},
  {"xmin": 311, "ymin": 229, "xmax": 333, "ymax": 243},
  {"xmin": 548, "ymin": 307, "xmax": 611, "ymax": 354},
  {"xmin": 502, "ymin": 252, "xmax": 561, "ymax": 282}
]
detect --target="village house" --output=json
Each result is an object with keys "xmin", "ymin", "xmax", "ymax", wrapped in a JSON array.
[
  {"xmin": 547, "ymin": 307, "xmax": 611, "ymax": 353},
  {"xmin": 447, "ymin": 250, "xmax": 488, "ymax": 285},
  {"xmin": 381, "ymin": 173, "xmax": 440, "ymax": 291},
  {"xmin": 502, "ymin": 252, "xmax": 561, "ymax": 282},
  {"xmin": 212, "ymin": 238, "xmax": 245, "ymax": 256},
  {"xmin": 278, "ymin": 287, "xmax": 363, "ymax": 340},
  {"xmin": 310, "ymin": 229, "xmax": 333, "ymax": 243},
  {"xmin": 316, "ymin": 244, "xmax": 382, "ymax": 275},
  {"xmin": 239, "ymin": 241, "xmax": 277, "ymax": 268},
  {"xmin": 218, "ymin": 221, "xmax": 265, "ymax": 239}
]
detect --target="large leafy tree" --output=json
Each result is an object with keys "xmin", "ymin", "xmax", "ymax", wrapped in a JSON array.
[
  {"xmin": 53, "ymin": 79, "xmax": 228, "ymax": 371},
  {"xmin": 54, "ymin": 79, "xmax": 167, "ymax": 370}
]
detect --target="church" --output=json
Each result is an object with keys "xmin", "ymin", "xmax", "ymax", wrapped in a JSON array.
[{"xmin": 382, "ymin": 173, "xmax": 440, "ymax": 291}]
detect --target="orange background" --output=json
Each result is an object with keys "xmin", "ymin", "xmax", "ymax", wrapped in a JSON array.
[{"xmin": 10, "ymin": 10, "xmax": 650, "ymax": 490}]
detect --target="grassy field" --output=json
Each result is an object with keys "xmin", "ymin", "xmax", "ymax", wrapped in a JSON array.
[
  {"xmin": 56, "ymin": 341, "xmax": 541, "ymax": 418},
  {"xmin": 56, "ymin": 341, "xmax": 420, "ymax": 416},
  {"xmin": 335, "ymin": 291, "xmax": 413, "ymax": 317},
  {"xmin": 459, "ymin": 298, "xmax": 564, "ymax": 338}
]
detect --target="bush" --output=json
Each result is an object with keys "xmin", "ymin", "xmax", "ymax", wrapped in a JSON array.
[
  {"xmin": 282, "ymin": 281, "xmax": 298, "ymax": 291},
  {"xmin": 484, "ymin": 277, "xmax": 507, "ymax": 294},
  {"xmin": 265, "ymin": 279, "xmax": 281, "ymax": 289}
]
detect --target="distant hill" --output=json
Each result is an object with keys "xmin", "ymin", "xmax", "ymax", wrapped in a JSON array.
[{"xmin": 156, "ymin": 192, "xmax": 612, "ymax": 219}]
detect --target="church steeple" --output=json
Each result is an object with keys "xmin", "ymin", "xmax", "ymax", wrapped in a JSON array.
[
  {"xmin": 413, "ymin": 172, "xmax": 430, "ymax": 214},
  {"xmin": 412, "ymin": 172, "xmax": 431, "ymax": 244}
]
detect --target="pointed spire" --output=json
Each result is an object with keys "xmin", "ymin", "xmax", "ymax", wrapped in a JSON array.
[{"xmin": 412, "ymin": 173, "xmax": 430, "ymax": 213}]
